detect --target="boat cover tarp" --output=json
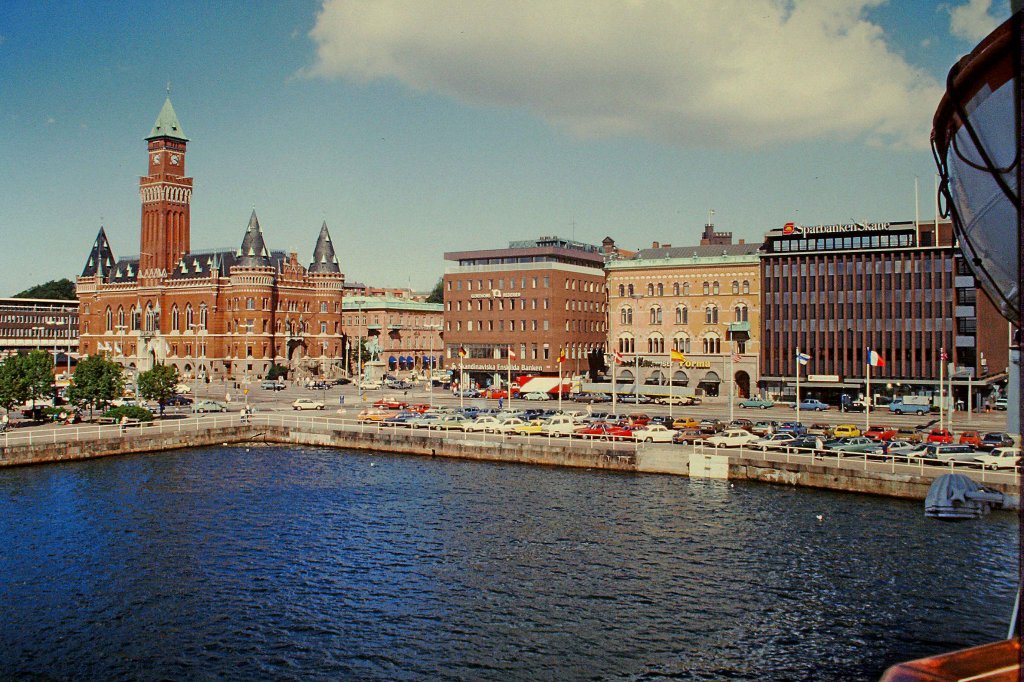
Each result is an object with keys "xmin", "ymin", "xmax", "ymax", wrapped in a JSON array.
[{"xmin": 924, "ymin": 473, "xmax": 1004, "ymax": 520}]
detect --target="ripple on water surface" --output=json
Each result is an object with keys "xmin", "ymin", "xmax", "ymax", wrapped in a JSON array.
[{"xmin": 0, "ymin": 445, "xmax": 1017, "ymax": 681}]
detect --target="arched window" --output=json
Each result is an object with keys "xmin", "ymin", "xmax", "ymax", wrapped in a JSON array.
[
  {"xmin": 702, "ymin": 281, "xmax": 710, "ymax": 295},
  {"xmin": 672, "ymin": 282, "xmax": 680, "ymax": 296},
  {"xmin": 145, "ymin": 304, "xmax": 156, "ymax": 332},
  {"xmin": 105, "ymin": 307, "xmax": 113, "ymax": 332},
  {"xmin": 742, "ymin": 280, "xmax": 750, "ymax": 294},
  {"xmin": 683, "ymin": 282, "xmax": 690, "ymax": 295},
  {"xmin": 117, "ymin": 307, "xmax": 125, "ymax": 328},
  {"xmin": 702, "ymin": 334, "xmax": 721, "ymax": 354},
  {"xmin": 129, "ymin": 306, "xmax": 139, "ymax": 331},
  {"xmin": 185, "ymin": 304, "xmax": 194, "ymax": 330},
  {"xmin": 199, "ymin": 304, "xmax": 208, "ymax": 329},
  {"xmin": 656, "ymin": 283, "xmax": 664, "ymax": 296},
  {"xmin": 171, "ymin": 305, "xmax": 179, "ymax": 331},
  {"xmin": 246, "ymin": 297, "xmax": 255, "ymax": 310},
  {"xmin": 647, "ymin": 283, "xmax": 654, "ymax": 296},
  {"xmin": 627, "ymin": 283, "xmax": 634, "ymax": 296},
  {"xmin": 620, "ymin": 306, "xmax": 633, "ymax": 324},
  {"xmin": 705, "ymin": 305, "xmax": 719, "ymax": 324},
  {"xmin": 647, "ymin": 335, "xmax": 664, "ymax": 354},
  {"xmin": 712, "ymin": 281, "xmax": 720, "ymax": 295},
  {"xmin": 673, "ymin": 333, "xmax": 690, "ymax": 353},
  {"xmin": 618, "ymin": 284, "xmax": 625, "ymax": 297},
  {"xmin": 734, "ymin": 304, "xmax": 748, "ymax": 322},
  {"xmin": 649, "ymin": 306, "xmax": 662, "ymax": 324},
  {"xmin": 618, "ymin": 335, "xmax": 635, "ymax": 353},
  {"xmin": 732, "ymin": 280, "xmax": 739, "ymax": 294}
]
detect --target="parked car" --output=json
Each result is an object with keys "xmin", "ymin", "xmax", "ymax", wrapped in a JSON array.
[
  {"xmin": 699, "ymin": 419, "xmax": 726, "ymax": 434},
  {"xmin": 926, "ymin": 428, "xmax": 954, "ymax": 444},
  {"xmin": 573, "ymin": 392, "xmax": 611, "ymax": 404},
  {"xmin": 752, "ymin": 433, "xmax": 797, "ymax": 451},
  {"xmin": 542, "ymin": 415, "xmax": 579, "ymax": 437},
  {"xmin": 672, "ymin": 417, "xmax": 701, "ymax": 430},
  {"xmin": 979, "ymin": 432, "xmax": 1014, "ymax": 451},
  {"xmin": 617, "ymin": 394, "xmax": 652, "ymax": 404},
  {"xmin": 750, "ymin": 420, "xmax": 779, "ymax": 436},
  {"xmin": 631, "ymin": 424, "xmax": 675, "ymax": 443},
  {"xmin": 356, "ymin": 409, "xmax": 392, "ymax": 422},
  {"xmin": 739, "ymin": 397, "xmax": 775, "ymax": 409},
  {"xmin": 828, "ymin": 437, "xmax": 879, "ymax": 455},
  {"xmin": 493, "ymin": 417, "xmax": 530, "ymax": 434},
  {"xmin": 512, "ymin": 419, "xmax": 548, "ymax": 435},
  {"xmin": 463, "ymin": 415, "xmax": 503, "ymax": 432},
  {"xmin": 165, "ymin": 394, "xmax": 193, "ymax": 406},
  {"xmin": 433, "ymin": 414, "xmax": 471, "ymax": 430},
  {"xmin": 522, "ymin": 392, "xmax": 550, "ymax": 401},
  {"xmin": 832, "ymin": 424, "xmax": 862, "ymax": 438},
  {"xmin": 385, "ymin": 380, "xmax": 413, "ymax": 390},
  {"xmin": 727, "ymin": 418, "xmax": 754, "ymax": 431},
  {"xmin": 357, "ymin": 380, "xmax": 382, "ymax": 390},
  {"xmin": 973, "ymin": 447, "xmax": 1021, "ymax": 470},
  {"xmin": 929, "ymin": 443, "xmax": 982, "ymax": 463},
  {"xmin": 673, "ymin": 428, "xmax": 710, "ymax": 445},
  {"xmin": 260, "ymin": 380, "xmax": 285, "ymax": 391},
  {"xmin": 307, "ymin": 381, "xmax": 329, "ymax": 391},
  {"xmin": 863, "ymin": 425, "xmax": 897, "ymax": 441},
  {"xmin": 575, "ymin": 422, "xmax": 619, "ymax": 439},
  {"xmin": 192, "ymin": 399, "xmax": 228, "ymax": 413},
  {"xmin": 292, "ymin": 398, "xmax": 325, "ymax": 411},
  {"xmin": 796, "ymin": 399, "xmax": 830, "ymax": 411},
  {"xmin": 958, "ymin": 430, "xmax": 983, "ymax": 448},
  {"xmin": 409, "ymin": 413, "xmax": 445, "ymax": 429},
  {"xmin": 655, "ymin": 395, "xmax": 693, "ymax": 406},
  {"xmin": 373, "ymin": 398, "xmax": 409, "ymax": 410},
  {"xmin": 382, "ymin": 411, "xmax": 418, "ymax": 426},
  {"xmin": 776, "ymin": 422, "xmax": 808, "ymax": 436},
  {"xmin": 993, "ymin": 397, "xmax": 1008, "ymax": 411},
  {"xmin": 706, "ymin": 429, "xmax": 760, "ymax": 448},
  {"xmin": 624, "ymin": 413, "xmax": 652, "ymax": 427},
  {"xmin": 889, "ymin": 400, "xmax": 931, "ymax": 415}
]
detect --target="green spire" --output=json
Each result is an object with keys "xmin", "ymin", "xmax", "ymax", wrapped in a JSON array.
[{"xmin": 146, "ymin": 97, "xmax": 188, "ymax": 141}]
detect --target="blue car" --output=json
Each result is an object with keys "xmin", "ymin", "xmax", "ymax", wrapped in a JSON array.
[{"xmin": 796, "ymin": 399, "xmax": 830, "ymax": 411}]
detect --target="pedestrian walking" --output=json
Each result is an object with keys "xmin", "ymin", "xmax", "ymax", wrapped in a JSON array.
[{"xmin": 498, "ymin": 397, "xmax": 504, "ymax": 410}]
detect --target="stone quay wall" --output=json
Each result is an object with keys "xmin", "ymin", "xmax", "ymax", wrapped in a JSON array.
[{"xmin": 0, "ymin": 417, "xmax": 1018, "ymax": 509}]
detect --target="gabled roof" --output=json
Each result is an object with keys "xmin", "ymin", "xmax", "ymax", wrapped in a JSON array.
[
  {"xmin": 167, "ymin": 248, "xmax": 287, "ymax": 279},
  {"xmin": 146, "ymin": 97, "xmax": 188, "ymax": 141},
  {"xmin": 236, "ymin": 210, "xmax": 272, "ymax": 267},
  {"xmin": 81, "ymin": 227, "xmax": 117, "ymax": 278},
  {"xmin": 308, "ymin": 221, "xmax": 341, "ymax": 274},
  {"xmin": 108, "ymin": 257, "xmax": 140, "ymax": 283}
]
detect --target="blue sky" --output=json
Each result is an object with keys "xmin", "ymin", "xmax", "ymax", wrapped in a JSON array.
[{"xmin": 0, "ymin": 0, "xmax": 1011, "ymax": 296}]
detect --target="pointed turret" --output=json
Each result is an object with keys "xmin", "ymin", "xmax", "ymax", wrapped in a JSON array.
[
  {"xmin": 237, "ymin": 210, "xmax": 272, "ymax": 267},
  {"xmin": 308, "ymin": 221, "xmax": 341, "ymax": 274},
  {"xmin": 146, "ymin": 97, "xmax": 188, "ymax": 141},
  {"xmin": 81, "ymin": 227, "xmax": 117, "ymax": 278}
]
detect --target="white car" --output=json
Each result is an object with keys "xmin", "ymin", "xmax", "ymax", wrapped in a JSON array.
[
  {"xmin": 655, "ymin": 395, "xmax": 690, "ymax": 406},
  {"xmin": 752, "ymin": 433, "xmax": 797, "ymax": 451},
  {"xmin": 357, "ymin": 380, "xmax": 382, "ymax": 390},
  {"xmin": 706, "ymin": 429, "xmax": 760, "ymax": 448},
  {"xmin": 631, "ymin": 424, "xmax": 675, "ymax": 443},
  {"xmin": 175, "ymin": 383, "xmax": 193, "ymax": 394},
  {"xmin": 463, "ymin": 415, "xmax": 503, "ymax": 432},
  {"xmin": 973, "ymin": 447, "xmax": 1021, "ymax": 470},
  {"xmin": 493, "ymin": 417, "xmax": 529, "ymax": 434},
  {"xmin": 522, "ymin": 392, "xmax": 550, "ymax": 401},
  {"xmin": 292, "ymin": 398, "xmax": 325, "ymax": 411}
]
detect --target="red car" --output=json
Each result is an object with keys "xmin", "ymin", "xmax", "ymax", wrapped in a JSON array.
[
  {"xmin": 958, "ymin": 430, "xmax": 982, "ymax": 447},
  {"xmin": 575, "ymin": 422, "xmax": 617, "ymax": 439},
  {"xmin": 373, "ymin": 398, "xmax": 409, "ymax": 410},
  {"xmin": 606, "ymin": 425, "xmax": 636, "ymax": 440},
  {"xmin": 408, "ymin": 403, "xmax": 432, "ymax": 414},
  {"xmin": 926, "ymin": 428, "xmax": 954, "ymax": 444},
  {"xmin": 863, "ymin": 425, "xmax": 896, "ymax": 441},
  {"xmin": 625, "ymin": 413, "xmax": 651, "ymax": 427}
]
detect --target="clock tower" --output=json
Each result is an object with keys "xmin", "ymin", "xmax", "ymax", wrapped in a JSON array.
[{"xmin": 139, "ymin": 97, "xmax": 192, "ymax": 281}]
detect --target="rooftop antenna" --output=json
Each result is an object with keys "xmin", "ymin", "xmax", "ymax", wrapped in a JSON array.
[
  {"xmin": 166, "ymin": 81, "xmax": 171, "ymax": 96},
  {"xmin": 707, "ymin": 208, "xmax": 715, "ymax": 226}
]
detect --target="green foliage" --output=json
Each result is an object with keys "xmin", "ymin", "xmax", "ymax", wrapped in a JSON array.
[
  {"xmin": 137, "ymin": 363, "xmax": 178, "ymax": 410},
  {"xmin": 22, "ymin": 350, "xmax": 55, "ymax": 404},
  {"xmin": 0, "ymin": 355, "xmax": 30, "ymax": 413},
  {"xmin": 101, "ymin": 405, "xmax": 154, "ymax": 422},
  {"xmin": 66, "ymin": 355, "xmax": 125, "ymax": 414},
  {"xmin": 266, "ymin": 363, "xmax": 289, "ymax": 380},
  {"xmin": 426, "ymin": 277, "xmax": 444, "ymax": 304},
  {"xmin": 13, "ymin": 278, "xmax": 76, "ymax": 300}
]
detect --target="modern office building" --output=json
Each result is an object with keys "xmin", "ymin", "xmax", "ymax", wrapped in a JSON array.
[
  {"xmin": 76, "ymin": 98, "xmax": 347, "ymax": 382},
  {"xmin": 0, "ymin": 298, "xmax": 79, "ymax": 369},
  {"xmin": 759, "ymin": 219, "xmax": 1008, "ymax": 405},
  {"xmin": 442, "ymin": 236, "xmax": 609, "ymax": 387},
  {"xmin": 604, "ymin": 231, "xmax": 762, "ymax": 398}
]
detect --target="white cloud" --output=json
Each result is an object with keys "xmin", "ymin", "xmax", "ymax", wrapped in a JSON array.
[
  {"xmin": 947, "ymin": 0, "xmax": 1003, "ymax": 42},
  {"xmin": 303, "ymin": 0, "xmax": 943, "ymax": 150}
]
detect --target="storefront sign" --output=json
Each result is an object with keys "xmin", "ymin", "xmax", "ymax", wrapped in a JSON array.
[
  {"xmin": 469, "ymin": 290, "xmax": 522, "ymax": 299},
  {"xmin": 462, "ymin": 363, "xmax": 544, "ymax": 372},
  {"xmin": 782, "ymin": 221, "xmax": 890, "ymax": 237},
  {"xmin": 807, "ymin": 374, "xmax": 840, "ymax": 382},
  {"xmin": 682, "ymin": 360, "xmax": 712, "ymax": 369}
]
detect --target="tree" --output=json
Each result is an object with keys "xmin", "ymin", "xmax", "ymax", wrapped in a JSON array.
[
  {"xmin": 266, "ymin": 363, "xmax": 289, "ymax": 380},
  {"xmin": 14, "ymin": 278, "xmax": 76, "ymax": 300},
  {"xmin": 137, "ymin": 363, "xmax": 178, "ymax": 416},
  {"xmin": 66, "ymin": 355, "xmax": 125, "ymax": 418},
  {"xmin": 426, "ymin": 277, "xmax": 444, "ymax": 304},
  {"xmin": 21, "ymin": 350, "xmax": 55, "ymax": 407},
  {"xmin": 0, "ymin": 355, "xmax": 30, "ymax": 414}
]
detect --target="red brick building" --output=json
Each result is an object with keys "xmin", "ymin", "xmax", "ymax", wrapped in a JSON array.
[
  {"xmin": 76, "ymin": 98, "xmax": 346, "ymax": 382},
  {"xmin": 443, "ymin": 236, "xmax": 609, "ymax": 387}
]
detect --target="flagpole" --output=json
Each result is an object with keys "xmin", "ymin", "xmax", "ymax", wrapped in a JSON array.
[
  {"xmin": 939, "ymin": 347, "xmax": 944, "ymax": 432},
  {"xmin": 667, "ymin": 350, "xmax": 673, "ymax": 421},
  {"xmin": 866, "ymin": 353, "xmax": 871, "ymax": 433},
  {"xmin": 729, "ymin": 344, "xmax": 735, "ymax": 424},
  {"xmin": 460, "ymin": 355, "xmax": 465, "ymax": 412},
  {"xmin": 507, "ymin": 347, "xmax": 513, "ymax": 412},
  {"xmin": 611, "ymin": 351, "xmax": 617, "ymax": 415},
  {"xmin": 795, "ymin": 347, "xmax": 801, "ymax": 427},
  {"xmin": 558, "ymin": 349, "xmax": 563, "ymax": 412}
]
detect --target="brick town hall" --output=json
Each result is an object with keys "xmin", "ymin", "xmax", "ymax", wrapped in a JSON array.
[{"xmin": 77, "ymin": 98, "xmax": 346, "ymax": 382}]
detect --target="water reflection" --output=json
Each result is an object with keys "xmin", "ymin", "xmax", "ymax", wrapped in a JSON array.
[{"xmin": 0, "ymin": 446, "xmax": 1016, "ymax": 680}]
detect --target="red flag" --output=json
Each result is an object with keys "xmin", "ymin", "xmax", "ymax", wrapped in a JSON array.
[
  {"xmin": 940, "ymin": 347, "xmax": 948, "ymax": 362},
  {"xmin": 557, "ymin": 348, "xmax": 567, "ymax": 364},
  {"xmin": 508, "ymin": 346, "xmax": 516, "ymax": 360},
  {"xmin": 458, "ymin": 346, "xmax": 467, "ymax": 358},
  {"xmin": 613, "ymin": 350, "xmax": 623, "ymax": 365}
]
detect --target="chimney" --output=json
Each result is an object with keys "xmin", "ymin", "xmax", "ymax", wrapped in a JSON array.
[
  {"xmin": 739, "ymin": 239, "xmax": 745, "ymax": 245},
  {"xmin": 652, "ymin": 241, "xmax": 660, "ymax": 249}
]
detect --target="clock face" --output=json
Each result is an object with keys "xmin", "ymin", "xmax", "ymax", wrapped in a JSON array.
[
  {"xmin": 152, "ymin": 153, "xmax": 161, "ymax": 164},
  {"xmin": 170, "ymin": 154, "xmax": 180, "ymax": 165}
]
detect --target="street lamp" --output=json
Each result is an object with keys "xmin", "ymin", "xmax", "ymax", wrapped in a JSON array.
[
  {"xmin": 189, "ymin": 322, "xmax": 204, "ymax": 397},
  {"xmin": 629, "ymin": 293, "xmax": 644, "ymax": 406}
]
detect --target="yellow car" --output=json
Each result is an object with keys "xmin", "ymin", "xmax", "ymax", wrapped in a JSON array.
[
  {"xmin": 672, "ymin": 417, "xmax": 700, "ymax": 430},
  {"xmin": 833, "ymin": 423, "xmax": 862, "ymax": 438},
  {"xmin": 512, "ymin": 419, "xmax": 547, "ymax": 435}
]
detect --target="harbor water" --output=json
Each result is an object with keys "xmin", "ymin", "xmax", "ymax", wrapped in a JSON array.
[{"xmin": 0, "ymin": 445, "xmax": 1017, "ymax": 680}]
